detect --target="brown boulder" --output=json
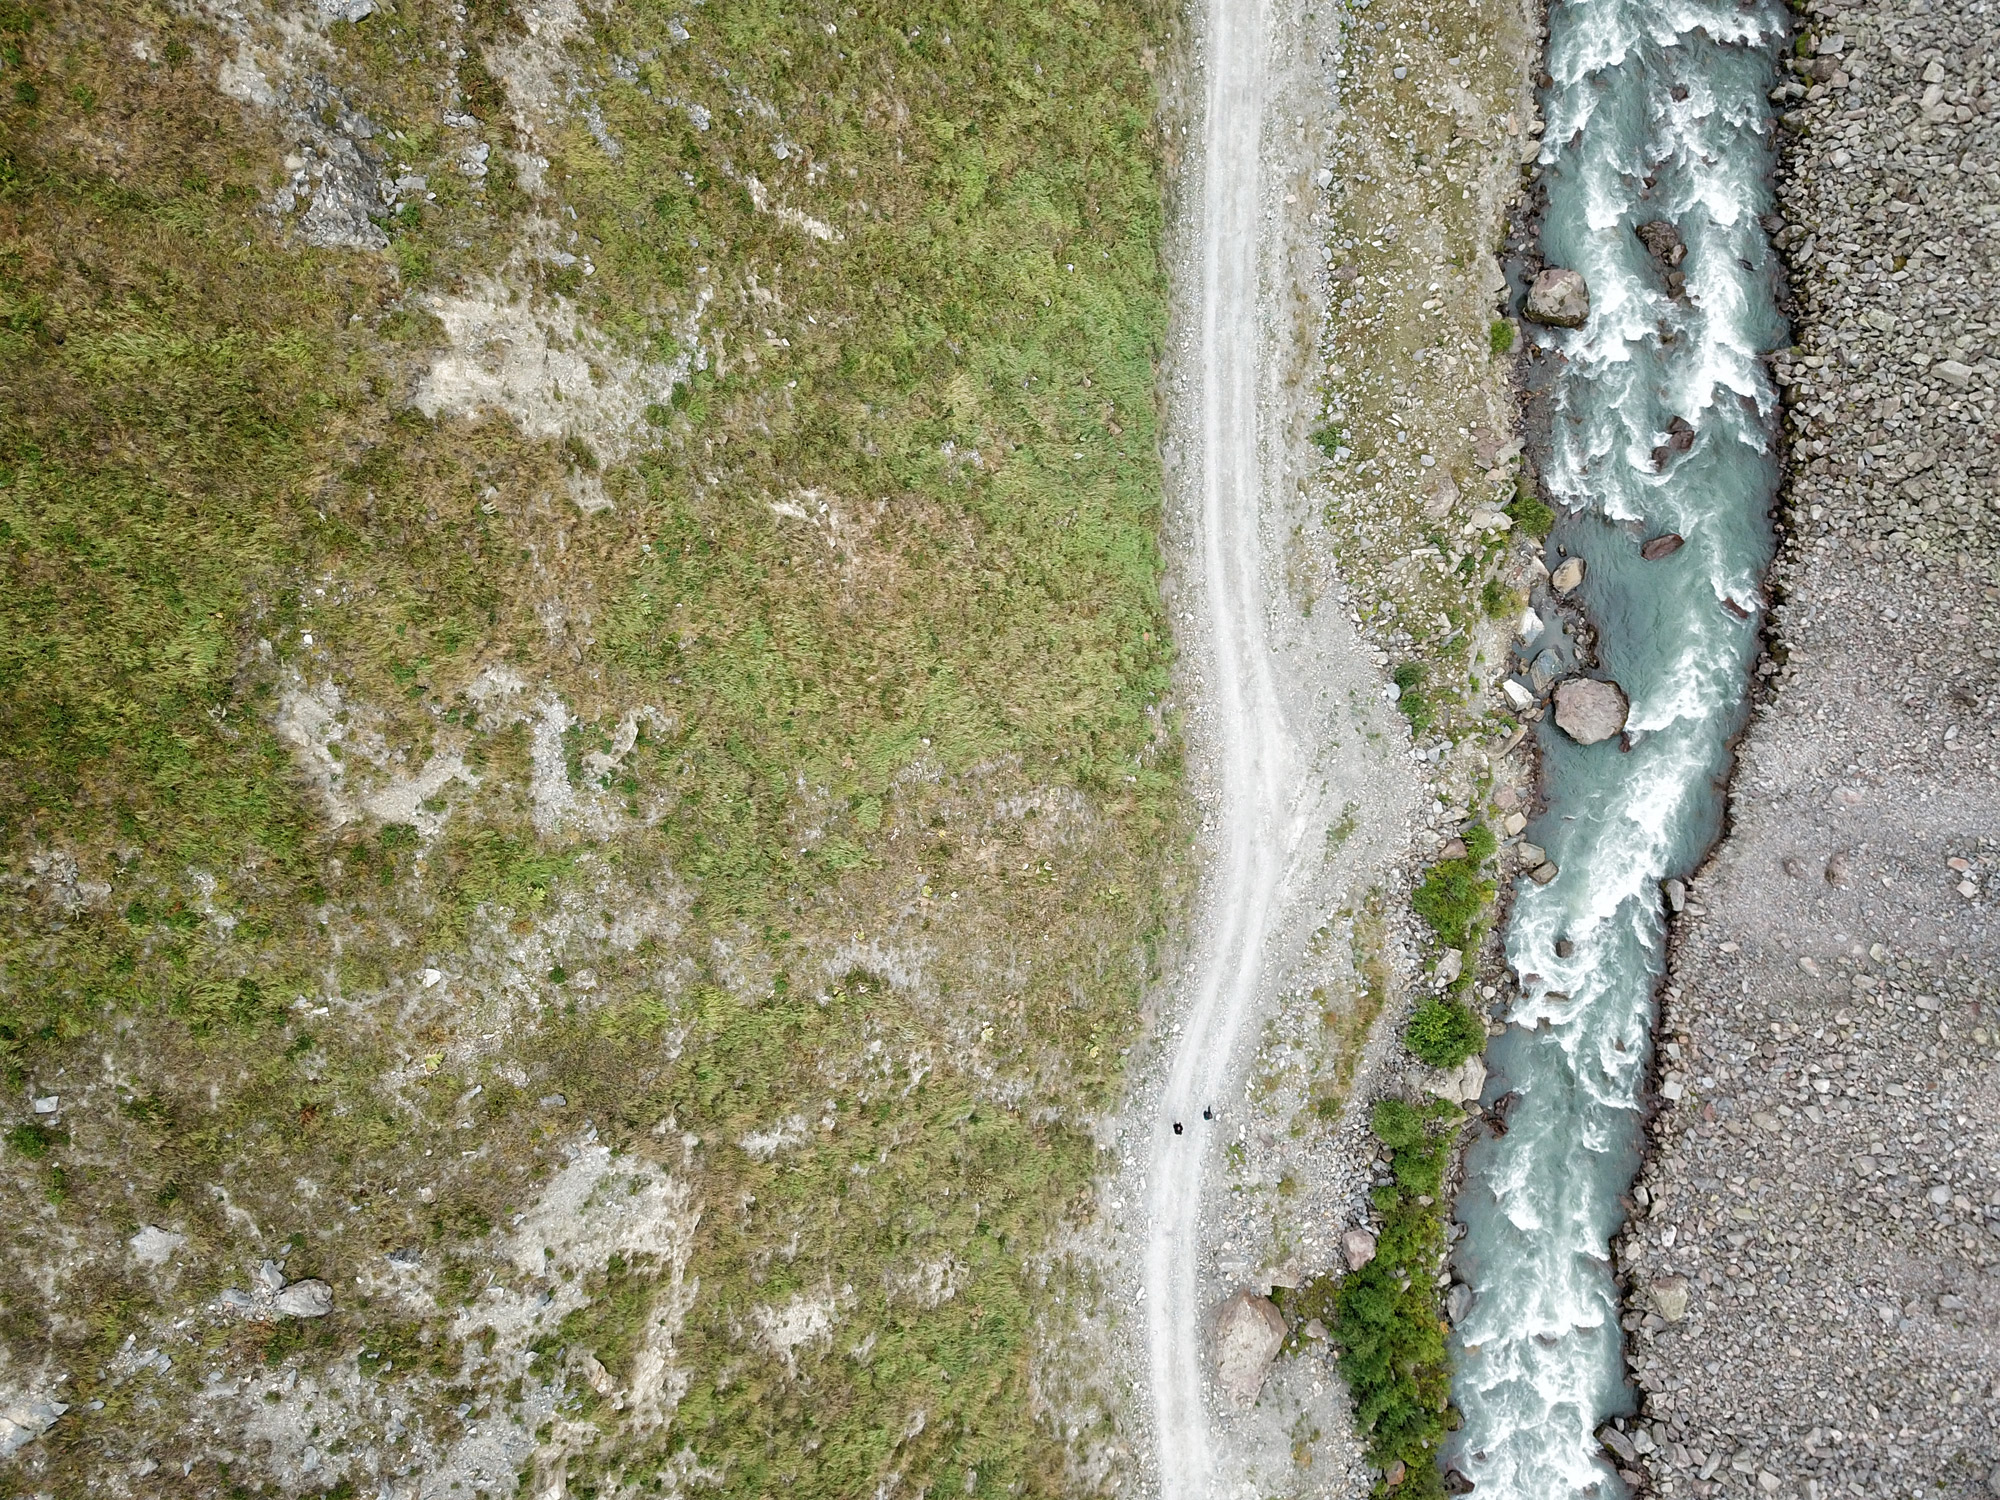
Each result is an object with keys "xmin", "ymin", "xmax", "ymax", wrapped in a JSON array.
[
  {"xmin": 1640, "ymin": 532, "xmax": 1685, "ymax": 560},
  {"xmin": 1212, "ymin": 1291, "xmax": 1288, "ymax": 1407},
  {"xmin": 1554, "ymin": 678, "xmax": 1629, "ymax": 745},
  {"xmin": 1524, "ymin": 267, "xmax": 1590, "ymax": 328}
]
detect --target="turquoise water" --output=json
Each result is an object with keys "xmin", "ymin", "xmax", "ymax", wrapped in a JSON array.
[{"xmin": 1446, "ymin": 2, "xmax": 1787, "ymax": 1494}]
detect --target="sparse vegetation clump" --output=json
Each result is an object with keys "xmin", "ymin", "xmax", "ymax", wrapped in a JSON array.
[
  {"xmin": 1393, "ymin": 660, "xmax": 1433, "ymax": 735},
  {"xmin": 1489, "ymin": 318, "xmax": 1516, "ymax": 355},
  {"xmin": 1410, "ymin": 826, "xmax": 1496, "ymax": 951}
]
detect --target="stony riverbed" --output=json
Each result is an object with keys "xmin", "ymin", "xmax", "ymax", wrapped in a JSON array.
[{"xmin": 1612, "ymin": 1, "xmax": 2000, "ymax": 1497}]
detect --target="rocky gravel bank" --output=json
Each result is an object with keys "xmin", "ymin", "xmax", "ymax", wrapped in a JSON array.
[{"xmin": 1612, "ymin": 3, "xmax": 2000, "ymax": 1499}]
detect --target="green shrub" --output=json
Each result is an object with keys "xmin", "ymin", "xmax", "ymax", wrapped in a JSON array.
[
  {"xmin": 1280, "ymin": 1097, "xmax": 1464, "ymax": 1499},
  {"xmin": 1392, "ymin": 661, "xmax": 1432, "ymax": 735},
  {"xmin": 1509, "ymin": 473, "xmax": 1555, "ymax": 537},
  {"xmin": 1488, "ymin": 318, "xmax": 1515, "ymax": 355},
  {"xmin": 1480, "ymin": 577, "xmax": 1513, "ymax": 618},
  {"xmin": 1410, "ymin": 854, "xmax": 1492, "ymax": 951},
  {"xmin": 1404, "ymin": 998, "xmax": 1486, "ymax": 1069}
]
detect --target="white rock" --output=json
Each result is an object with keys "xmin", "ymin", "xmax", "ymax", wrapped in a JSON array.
[
  {"xmin": 0, "ymin": 1394, "xmax": 66, "ymax": 1459},
  {"xmin": 1435, "ymin": 949, "xmax": 1465, "ymax": 986},
  {"xmin": 31, "ymin": 1095, "xmax": 58, "ymax": 1114},
  {"xmin": 1341, "ymin": 1228, "xmax": 1379, "ymax": 1270},
  {"xmin": 274, "ymin": 1279, "xmax": 334, "ymax": 1318},
  {"xmin": 1502, "ymin": 679, "xmax": 1537, "ymax": 712},
  {"xmin": 129, "ymin": 1225, "xmax": 185, "ymax": 1268},
  {"xmin": 1431, "ymin": 1054, "xmax": 1487, "ymax": 1104}
]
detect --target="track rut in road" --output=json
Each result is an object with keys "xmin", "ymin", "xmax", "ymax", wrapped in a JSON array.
[{"xmin": 1142, "ymin": 0, "xmax": 1297, "ymax": 1490}]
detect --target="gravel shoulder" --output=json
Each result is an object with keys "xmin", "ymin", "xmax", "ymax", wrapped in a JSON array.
[
  {"xmin": 1079, "ymin": 0, "xmax": 1545, "ymax": 1493},
  {"xmin": 1613, "ymin": 4, "xmax": 2000, "ymax": 1497}
]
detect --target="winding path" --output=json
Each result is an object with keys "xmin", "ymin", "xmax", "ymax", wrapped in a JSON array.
[{"xmin": 1142, "ymin": 0, "xmax": 1296, "ymax": 1489}]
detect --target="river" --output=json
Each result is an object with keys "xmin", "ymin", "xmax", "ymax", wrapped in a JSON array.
[{"xmin": 1446, "ymin": 1, "xmax": 1789, "ymax": 1494}]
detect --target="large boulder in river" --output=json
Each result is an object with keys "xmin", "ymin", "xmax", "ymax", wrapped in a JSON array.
[
  {"xmin": 1524, "ymin": 267, "xmax": 1591, "ymax": 328},
  {"xmin": 1554, "ymin": 678, "xmax": 1629, "ymax": 745},
  {"xmin": 1213, "ymin": 1291, "xmax": 1288, "ymax": 1407}
]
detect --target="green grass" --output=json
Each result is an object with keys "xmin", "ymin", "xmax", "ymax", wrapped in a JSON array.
[
  {"xmin": 1488, "ymin": 318, "xmax": 1515, "ymax": 355},
  {"xmin": 0, "ymin": 0, "xmax": 1183, "ymax": 1492}
]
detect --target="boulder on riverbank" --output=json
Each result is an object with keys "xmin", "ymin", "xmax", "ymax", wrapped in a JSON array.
[
  {"xmin": 1524, "ymin": 267, "xmax": 1591, "ymax": 327},
  {"xmin": 1212, "ymin": 1291, "xmax": 1288, "ymax": 1407},
  {"xmin": 1554, "ymin": 677, "xmax": 1629, "ymax": 744}
]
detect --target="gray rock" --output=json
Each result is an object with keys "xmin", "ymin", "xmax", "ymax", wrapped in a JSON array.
[
  {"xmin": 1554, "ymin": 677, "xmax": 1629, "ymax": 745},
  {"xmin": 1446, "ymin": 1283, "xmax": 1474, "ymax": 1323},
  {"xmin": 1212, "ymin": 1291, "xmax": 1288, "ymax": 1407},
  {"xmin": 1528, "ymin": 862, "xmax": 1560, "ymax": 885},
  {"xmin": 1435, "ymin": 948, "xmax": 1465, "ymax": 986},
  {"xmin": 1525, "ymin": 267, "xmax": 1591, "ymax": 328},
  {"xmin": 274, "ymin": 1279, "xmax": 334, "ymax": 1319},
  {"xmin": 1431, "ymin": 1054, "xmax": 1486, "ymax": 1104},
  {"xmin": 1342, "ymin": 1227, "xmax": 1379, "ymax": 1270},
  {"xmin": 0, "ymin": 1394, "xmax": 66, "ymax": 1459},
  {"xmin": 1600, "ymin": 1424, "xmax": 1640, "ymax": 1463},
  {"xmin": 1651, "ymin": 1274, "xmax": 1690, "ymax": 1323},
  {"xmin": 1528, "ymin": 648, "xmax": 1565, "ymax": 693},
  {"xmin": 1550, "ymin": 557, "xmax": 1585, "ymax": 593},
  {"xmin": 129, "ymin": 1225, "xmax": 184, "ymax": 1268},
  {"xmin": 1933, "ymin": 359, "xmax": 1973, "ymax": 389},
  {"xmin": 255, "ymin": 1260, "xmax": 287, "ymax": 1294}
]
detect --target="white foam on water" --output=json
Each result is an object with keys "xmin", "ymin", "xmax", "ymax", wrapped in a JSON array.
[{"xmin": 1446, "ymin": 2, "xmax": 1786, "ymax": 1494}]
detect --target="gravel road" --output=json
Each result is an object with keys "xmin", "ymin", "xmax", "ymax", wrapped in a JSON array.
[
  {"xmin": 1141, "ymin": 0, "xmax": 1295, "ymax": 1486},
  {"xmin": 1139, "ymin": 0, "xmax": 1433, "ymax": 1491}
]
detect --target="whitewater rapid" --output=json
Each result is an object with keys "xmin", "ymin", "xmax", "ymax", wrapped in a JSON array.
[{"xmin": 1447, "ymin": 1, "xmax": 1788, "ymax": 1495}]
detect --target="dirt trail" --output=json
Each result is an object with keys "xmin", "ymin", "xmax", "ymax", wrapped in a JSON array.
[
  {"xmin": 1142, "ymin": 0, "xmax": 1291, "ymax": 1485},
  {"xmin": 1141, "ymin": 0, "xmax": 1420, "ymax": 1490}
]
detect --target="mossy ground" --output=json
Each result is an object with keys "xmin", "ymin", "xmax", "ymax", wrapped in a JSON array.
[{"xmin": 0, "ymin": 0, "xmax": 1183, "ymax": 1493}]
